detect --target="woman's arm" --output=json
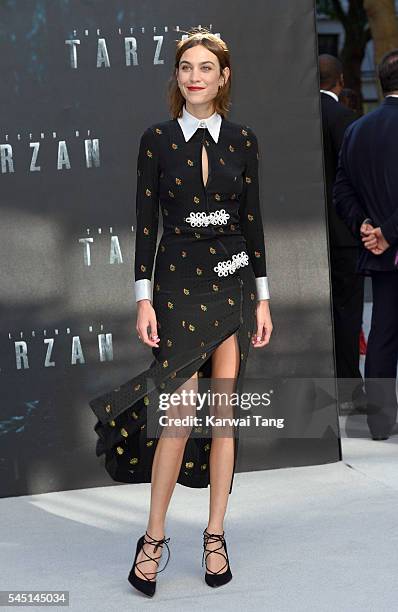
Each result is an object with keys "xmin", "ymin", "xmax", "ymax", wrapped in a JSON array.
[
  {"xmin": 134, "ymin": 127, "xmax": 160, "ymax": 304},
  {"xmin": 238, "ymin": 126, "xmax": 270, "ymax": 301},
  {"xmin": 238, "ymin": 126, "xmax": 272, "ymax": 347},
  {"xmin": 134, "ymin": 126, "xmax": 161, "ymax": 347}
]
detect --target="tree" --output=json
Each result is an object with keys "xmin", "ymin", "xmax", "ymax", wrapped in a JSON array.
[
  {"xmin": 317, "ymin": 0, "xmax": 372, "ymax": 113},
  {"xmin": 364, "ymin": 0, "xmax": 398, "ymax": 98}
]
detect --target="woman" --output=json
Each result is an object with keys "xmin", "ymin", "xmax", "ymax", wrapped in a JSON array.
[{"xmin": 89, "ymin": 28, "xmax": 273, "ymax": 597}]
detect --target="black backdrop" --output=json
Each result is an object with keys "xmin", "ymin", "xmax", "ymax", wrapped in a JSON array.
[{"xmin": 0, "ymin": 0, "xmax": 340, "ymax": 498}]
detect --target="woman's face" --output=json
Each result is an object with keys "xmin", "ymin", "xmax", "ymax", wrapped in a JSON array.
[{"xmin": 176, "ymin": 44, "xmax": 230, "ymax": 109}]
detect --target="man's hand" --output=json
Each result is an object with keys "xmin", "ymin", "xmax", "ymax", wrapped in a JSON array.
[{"xmin": 360, "ymin": 223, "xmax": 390, "ymax": 255}]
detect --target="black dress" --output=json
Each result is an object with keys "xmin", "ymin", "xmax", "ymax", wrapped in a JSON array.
[{"xmin": 88, "ymin": 115, "xmax": 268, "ymax": 494}]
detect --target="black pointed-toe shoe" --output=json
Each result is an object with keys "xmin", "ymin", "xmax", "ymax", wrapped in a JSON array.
[
  {"xmin": 202, "ymin": 528, "xmax": 233, "ymax": 587},
  {"xmin": 128, "ymin": 530, "xmax": 171, "ymax": 597}
]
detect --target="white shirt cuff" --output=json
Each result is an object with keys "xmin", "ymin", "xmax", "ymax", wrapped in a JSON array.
[
  {"xmin": 135, "ymin": 279, "xmax": 152, "ymax": 302},
  {"xmin": 255, "ymin": 276, "xmax": 270, "ymax": 300},
  {"xmin": 135, "ymin": 277, "xmax": 269, "ymax": 301}
]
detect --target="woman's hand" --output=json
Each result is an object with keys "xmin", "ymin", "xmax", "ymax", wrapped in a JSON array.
[
  {"xmin": 252, "ymin": 299, "xmax": 273, "ymax": 348},
  {"xmin": 136, "ymin": 300, "xmax": 160, "ymax": 348}
]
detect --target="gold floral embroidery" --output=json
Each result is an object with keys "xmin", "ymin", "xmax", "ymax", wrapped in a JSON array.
[
  {"xmin": 201, "ymin": 463, "xmax": 207, "ymax": 470},
  {"xmin": 196, "ymin": 267, "xmax": 203, "ymax": 275},
  {"xmin": 167, "ymin": 339, "xmax": 173, "ymax": 347},
  {"xmin": 229, "ymin": 144, "xmax": 235, "ymax": 152},
  {"xmin": 194, "ymin": 232, "xmax": 201, "ymax": 239},
  {"xmin": 181, "ymin": 320, "xmax": 186, "ymax": 327},
  {"xmin": 214, "ymin": 320, "xmax": 219, "ymax": 326},
  {"xmin": 134, "ymin": 384, "xmax": 141, "ymax": 391},
  {"xmin": 143, "ymin": 227, "xmax": 149, "ymax": 235},
  {"xmin": 132, "ymin": 411, "xmax": 139, "ymax": 419},
  {"xmin": 162, "ymin": 360, "xmax": 169, "ymax": 368},
  {"xmin": 200, "ymin": 304, "xmax": 207, "ymax": 311},
  {"xmin": 140, "ymin": 264, "xmax": 146, "ymax": 272},
  {"xmin": 144, "ymin": 396, "xmax": 149, "ymax": 405},
  {"xmin": 129, "ymin": 457, "xmax": 139, "ymax": 464},
  {"xmin": 168, "ymin": 190, "xmax": 175, "ymax": 198},
  {"xmin": 155, "ymin": 127, "xmax": 162, "ymax": 134},
  {"xmin": 209, "ymin": 247, "xmax": 216, "ymax": 254},
  {"xmin": 169, "ymin": 264, "xmax": 176, "ymax": 271},
  {"xmin": 181, "ymin": 250, "xmax": 187, "ymax": 257},
  {"xmin": 146, "ymin": 149, "xmax": 153, "ymax": 158},
  {"xmin": 183, "ymin": 288, "xmax": 190, "ymax": 295},
  {"xmin": 250, "ymin": 292, "xmax": 255, "ymax": 300},
  {"xmin": 160, "ymin": 245, "xmax": 165, "ymax": 252},
  {"xmin": 187, "ymin": 159, "xmax": 194, "ymax": 166},
  {"xmin": 212, "ymin": 284, "xmax": 219, "ymax": 291},
  {"xmin": 248, "ymin": 214, "xmax": 254, "ymax": 221},
  {"xmin": 155, "ymin": 283, "xmax": 160, "ymax": 291},
  {"xmin": 228, "ymin": 298, "xmax": 235, "ymax": 305},
  {"xmin": 145, "ymin": 188, "xmax": 152, "ymax": 196},
  {"xmin": 175, "ymin": 227, "xmax": 181, "ymax": 234},
  {"xmin": 193, "ymin": 196, "xmax": 200, "ymax": 204},
  {"xmin": 188, "ymin": 324, "xmax": 195, "ymax": 332},
  {"xmin": 105, "ymin": 403, "xmax": 111, "ymax": 413},
  {"xmin": 121, "ymin": 428, "xmax": 128, "ymax": 438},
  {"xmin": 146, "ymin": 440, "xmax": 154, "ymax": 447},
  {"xmin": 219, "ymin": 157, "xmax": 225, "ymax": 165},
  {"xmin": 254, "ymin": 251, "xmax": 261, "ymax": 258},
  {"xmin": 116, "ymin": 446, "xmax": 124, "ymax": 455},
  {"xmin": 175, "ymin": 177, "xmax": 182, "ymax": 185},
  {"xmin": 246, "ymin": 140, "xmax": 251, "ymax": 147},
  {"xmin": 185, "ymin": 461, "xmax": 194, "ymax": 468},
  {"xmin": 167, "ymin": 301, "xmax": 174, "ymax": 309},
  {"xmin": 241, "ymin": 128, "xmax": 248, "ymax": 136},
  {"xmin": 245, "ymin": 176, "xmax": 252, "ymax": 184},
  {"xmin": 109, "ymin": 420, "xmax": 116, "ymax": 427},
  {"xmin": 214, "ymin": 194, "xmax": 221, "ymax": 201},
  {"xmin": 204, "ymin": 443, "xmax": 210, "ymax": 451},
  {"xmin": 171, "ymin": 143, "xmax": 178, "ymax": 149}
]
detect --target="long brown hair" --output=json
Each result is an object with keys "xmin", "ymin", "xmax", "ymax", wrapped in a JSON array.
[{"xmin": 167, "ymin": 28, "xmax": 232, "ymax": 119}]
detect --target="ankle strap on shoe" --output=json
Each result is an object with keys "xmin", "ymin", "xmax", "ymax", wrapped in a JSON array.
[
  {"xmin": 142, "ymin": 531, "xmax": 171, "ymax": 574},
  {"xmin": 202, "ymin": 529, "xmax": 229, "ymax": 573},
  {"xmin": 203, "ymin": 529, "xmax": 225, "ymax": 542}
]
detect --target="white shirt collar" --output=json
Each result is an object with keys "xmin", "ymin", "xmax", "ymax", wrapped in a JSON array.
[
  {"xmin": 177, "ymin": 105, "xmax": 222, "ymax": 143},
  {"xmin": 320, "ymin": 89, "xmax": 339, "ymax": 103},
  {"xmin": 386, "ymin": 94, "xmax": 398, "ymax": 98}
]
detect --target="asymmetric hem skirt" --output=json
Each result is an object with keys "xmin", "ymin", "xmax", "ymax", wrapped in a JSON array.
[{"xmin": 88, "ymin": 263, "xmax": 257, "ymax": 495}]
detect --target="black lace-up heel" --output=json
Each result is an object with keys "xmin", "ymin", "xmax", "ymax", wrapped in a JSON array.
[
  {"xmin": 202, "ymin": 528, "xmax": 233, "ymax": 587},
  {"xmin": 128, "ymin": 530, "xmax": 171, "ymax": 597}
]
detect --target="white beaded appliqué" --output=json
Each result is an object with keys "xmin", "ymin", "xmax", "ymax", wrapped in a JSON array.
[
  {"xmin": 214, "ymin": 251, "xmax": 249, "ymax": 277},
  {"xmin": 185, "ymin": 209, "xmax": 230, "ymax": 227}
]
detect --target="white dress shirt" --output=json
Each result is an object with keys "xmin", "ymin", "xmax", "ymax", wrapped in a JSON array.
[
  {"xmin": 320, "ymin": 89, "xmax": 339, "ymax": 102},
  {"xmin": 135, "ymin": 105, "xmax": 270, "ymax": 302}
]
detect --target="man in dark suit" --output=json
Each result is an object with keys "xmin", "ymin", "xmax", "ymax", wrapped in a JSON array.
[
  {"xmin": 319, "ymin": 54, "xmax": 364, "ymax": 410},
  {"xmin": 333, "ymin": 49, "xmax": 398, "ymax": 440}
]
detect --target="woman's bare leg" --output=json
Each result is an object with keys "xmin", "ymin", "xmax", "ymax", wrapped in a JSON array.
[
  {"xmin": 134, "ymin": 371, "xmax": 198, "ymax": 580},
  {"xmin": 206, "ymin": 332, "xmax": 240, "ymax": 573}
]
